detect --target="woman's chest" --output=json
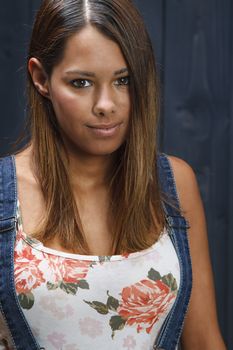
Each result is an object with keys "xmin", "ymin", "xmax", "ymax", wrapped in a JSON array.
[
  {"xmin": 13, "ymin": 229, "xmax": 180, "ymax": 349},
  {"xmin": 18, "ymin": 188, "xmax": 113, "ymax": 255}
]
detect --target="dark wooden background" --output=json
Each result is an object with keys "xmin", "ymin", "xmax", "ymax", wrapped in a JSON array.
[{"xmin": 0, "ymin": 1, "xmax": 232, "ymax": 348}]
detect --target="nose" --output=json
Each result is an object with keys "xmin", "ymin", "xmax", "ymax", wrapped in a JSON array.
[{"xmin": 93, "ymin": 86, "xmax": 116, "ymax": 117}]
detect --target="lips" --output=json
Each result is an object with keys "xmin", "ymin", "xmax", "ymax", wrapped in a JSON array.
[
  {"xmin": 86, "ymin": 122, "xmax": 122, "ymax": 137},
  {"xmin": 87, "ymin": 123, "xmax": 121, "ymax": 129}
]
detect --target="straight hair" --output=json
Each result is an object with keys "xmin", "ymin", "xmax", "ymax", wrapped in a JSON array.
[{"xmin": 26, "ymin": 0, "xmax": 165, "ymax": 254}]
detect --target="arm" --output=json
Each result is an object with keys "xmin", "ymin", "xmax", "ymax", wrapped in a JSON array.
[{"xmin": 168, "ymin": 156, "xmax": 226, "ymax": 350}]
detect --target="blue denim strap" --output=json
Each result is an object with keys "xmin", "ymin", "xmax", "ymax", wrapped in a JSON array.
[
  {"xmin": 154, "ymin": 154, "xmax": 192, "ymax": 350},
  {"xmin": 0, "ymin": 156, "xmax": 41, "ymax": 350}
]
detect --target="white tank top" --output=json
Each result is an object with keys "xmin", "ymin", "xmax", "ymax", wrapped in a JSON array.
[{"xmin": 1, "ymin": 203, "xmax": 180, "ymax": 350}]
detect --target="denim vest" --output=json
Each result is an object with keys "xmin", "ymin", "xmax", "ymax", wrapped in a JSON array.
[{"xmin": 0, "ymin": 154, "xmax": 192, "ymax": 350}]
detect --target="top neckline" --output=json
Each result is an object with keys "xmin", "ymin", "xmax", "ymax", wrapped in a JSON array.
[{"xmin": 16, "ymin": 200, "xmax": 168, "ymax": 262}]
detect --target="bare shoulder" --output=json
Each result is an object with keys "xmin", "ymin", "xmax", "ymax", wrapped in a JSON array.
[
  {"xmin": 14, "ymin": 146, "xmax": 45, "ymax": 234},
  {"xmin": 15, "ymin": 146, "xmax": 33, "ymax": 179},
  {"xmin": 167, "ymin": 154, "xmax": 195, "ymax": 179},
  {"xmin": 167, "ymin": 155, "xmax": 201, "ymax": 216},
  {"xmin": 167, "ymin": 155, "xmax": 226, "ymax": 349}
]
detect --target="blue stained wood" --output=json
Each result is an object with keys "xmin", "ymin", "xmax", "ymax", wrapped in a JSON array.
[
  {"xmin": 227, "ymin": 1, "xmax": 233, "ymax": 345},
  {"xmin": 134, "ymin": 0, "xmax": 164, "ymax": 66},
  {"xmin": 162, "ymin": 0, "xmax": 232, "ymax": 346}
]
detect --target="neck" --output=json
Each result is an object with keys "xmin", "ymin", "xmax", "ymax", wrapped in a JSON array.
[
  {"xmin": 29, "ymin": 141, "xmax": 118, "ymax": 191},
  {"xmin": 67, "ymin": 151, "xmax": 117, "ymax": 191}
]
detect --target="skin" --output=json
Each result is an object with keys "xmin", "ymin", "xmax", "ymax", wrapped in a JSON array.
[
  {"xmin": 15, "ymin": 25, "xmax": 226, "ymax": 349},
  {"xmin": 170, "ymin": 157, "xmax": 226, "ymax": 349},
  {"xmin": 18, "ymin": 25, "xmax": 130, "ymax": 254},
  {"xmin": 45, "ymin": 26, "xmax": 130, "ymax": 158}
]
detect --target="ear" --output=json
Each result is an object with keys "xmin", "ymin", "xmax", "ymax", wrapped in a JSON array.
[{"xmin": 28, "ymin": 58, "xmax": 50, "ymax": 98}]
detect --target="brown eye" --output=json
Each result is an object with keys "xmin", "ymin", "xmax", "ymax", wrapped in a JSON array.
[
  {"xmin": 71, "ymin": 79, "xmax": 92, "ymax": 88},
  {"xmin": 115, "ymin": 76, "xmax": 130, "ymax": 86}
]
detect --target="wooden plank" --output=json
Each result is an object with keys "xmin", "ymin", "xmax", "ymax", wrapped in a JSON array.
[
  {"xmin": 133, "ymin": 0, "xmax": 164, "ymax": 144},
  {"xmin": 0, "ymin": 1, "xmax": 33, "ymax": 155},
  {"xmin": 134, "ymin": 0, "xmax": 164, "ymax": 66},
  {"xmin": 163, "ymin": 0, "xmax": 232, "ymax": 346},
  {"xmin": 227, "ymin": 1, "xmax": 233, "ymax": 346}
]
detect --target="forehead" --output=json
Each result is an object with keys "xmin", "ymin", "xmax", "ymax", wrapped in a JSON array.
[{"xmin": 55, "ymin": 25, "xmax": 127, "ymax": 73}]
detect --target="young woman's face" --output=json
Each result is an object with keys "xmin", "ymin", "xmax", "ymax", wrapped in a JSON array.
[{"xmin": 47, "ymin": 25, "xmax": 130, "ymax": 157}]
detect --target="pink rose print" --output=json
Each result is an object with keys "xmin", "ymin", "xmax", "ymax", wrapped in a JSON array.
[
  {"xmin": 62, "ymin": 259, "xmax": 91, "ymax": 283},
  {"xmin": 45, "ymin": 255, "xmax": 62, "ymax": 283},
  {"xmin": 85, "ymin": 269, "xmax": 177, "ymax": 338},
  {"xmin": 14, "ymin": 229, "xmax": 25, "ymax": 255},
  {"xmin": 64, "ymin": 344, "xmax": 79, "ymax": 350},
  {"xmin": 64, "ymin": 345, "xmax": 81, "ymax": 350},
  {"xmin": 79, "ymin": 317, "xmax": 103, "ymax": 338},
  {"xmin": 140, "ymin": 341, "xmax": 149, "ymax": 350},
  {"xmin": 118, "ymin": 279, "xmax": 175, "ymax": 334},
  {"xmin": 46, "ymin": 255, "xmax": 91, "ymax": 284},
  {"xmin": 47, "ymin": 332, "xmax": 66, "ymax": 349},
  {"xmin": 39, "ymin": 295, "xmax": 75, "ymax": 319},
  {"xmin": 123, "ymin": 335, "xmax": 136, "ymax": 349},
  {"xmin": 14, "ymin": 244, "xmax": 45, "ymax": 294}
]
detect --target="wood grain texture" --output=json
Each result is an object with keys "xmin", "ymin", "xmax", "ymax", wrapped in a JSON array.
[
  {"xmin": 227, "ymin": 1, "xmax": 233, "ymax": 346},
  {"xmin": 162, "ymin": 0, "xmax": 232, "ymax": 346},
  {"xmin": 0, "ymin": 0, "xmax": 37, "ymax": 155},
  {"xmin": 134, "ymin": 0, "xmax": 163, "ymax": 65},
  {"xmin": 133, "ymin": 0, "xmax": 164, "ymax": 144}
]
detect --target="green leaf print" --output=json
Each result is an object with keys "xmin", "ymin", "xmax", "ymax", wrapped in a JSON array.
[
  {"xmin": 147, "ymin": 268, "xmax": 161, "ymax": 281},
  {"xmin": 162, "ymin": 273, "xmax": 177, "ymax": 291},
  {"xmin": 109, "ymin": 315, "xmax": 126, "ymax": 338},
  {"xmin": 84, "ymin": 300, "xmax": 109, "ymax": 314},
  {"xmin": 59, "ymin": 282, "xmax": 79, "ymax": 295},
  {"xmin": 18, "ymin": 292, "xmax": 34, "ymax": 310},
  {"xmin": 47, "ymin": 281, "xmax": 59, "ymax": 290},
  {"xmin": 98, "ymin": 255, "xmax": 111, "ymax": 263},
  {"xmin": 25, "ymin": 236, "xmax": 40, "ymax": 246},
  {"xmin": 77, "ymin": 279, "xmax": 89, "ymax": 290},
  {"xmin": 106, "ymin": 292, "xmax": 119, "ymax": 311}
]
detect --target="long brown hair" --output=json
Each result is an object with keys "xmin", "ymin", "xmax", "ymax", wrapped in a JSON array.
[{"xmin": 26, "ymin": 0, "xmax": 165, "ymax": 254}]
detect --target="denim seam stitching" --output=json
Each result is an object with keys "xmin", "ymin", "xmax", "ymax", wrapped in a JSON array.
[
  {"xmin": 156, "ymin": 154, "xmax": 192, "ymax": 348},
  {"xmin": 171, "ymin": 230, "xmax": 193, "ymax": 346},
  {"xmin": 169, "ymin": 226, "xmax": 192, "ymax": 348},
  {"xmin": 162, "ymin": 154, "xmax": 181, "ymax": 210},
  {"xmin": 157, "ymin": 225, "xmax": 184, "ymax": 347},
  {"xmin": 10, "ymin": 156, "xmax": 41, "ymax": 348}
]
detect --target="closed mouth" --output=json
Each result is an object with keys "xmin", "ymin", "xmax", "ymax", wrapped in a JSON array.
[{"xmin": 87, "ymin": 123, "xmax": 121, "ymax": 129}]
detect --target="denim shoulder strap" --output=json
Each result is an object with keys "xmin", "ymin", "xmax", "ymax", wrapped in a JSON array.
[
  {"xmin": 153, "ymin": 153, "xmax": 192, "ymax": 350},
  {"xmin": 0, "ymin": 156, "xmax": 41, "ymax": 350}
]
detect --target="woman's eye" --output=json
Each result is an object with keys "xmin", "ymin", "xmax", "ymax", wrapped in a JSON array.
[
  {"xmin": 115, "ymin": 76, "xmax": 130, "ymax": 86},
  {"xmin": 71, "ymin": 79, "xmax": 92, "ymax": 88}
]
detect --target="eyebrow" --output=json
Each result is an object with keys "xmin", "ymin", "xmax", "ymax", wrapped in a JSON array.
[
  {"xmin": 64, "ymin": 67, "xmax": 129, "ymax": 77},
  {"xmin": 114, "ymin": 68, "xmax": 129, "ymax": 76}
]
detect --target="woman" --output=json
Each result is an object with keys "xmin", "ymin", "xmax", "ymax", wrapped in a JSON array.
[{"xmin": 0, "ymin": 0, "xmax": 226, "ymax": 349}]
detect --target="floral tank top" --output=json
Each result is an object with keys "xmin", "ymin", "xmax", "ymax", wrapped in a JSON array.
[{"xmin": 1, "ymin": 203, "xmax": 180, "ymax": 350}]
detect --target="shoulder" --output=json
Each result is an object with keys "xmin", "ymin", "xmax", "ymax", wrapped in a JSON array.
[
  {"xmin": 167, "ymin": 155, "xmax": 201, "ymax": 217},
  {"xmin": 14, "ymin": 146, "xmax": 37, "ymax": 185},
  {"xmin": 167, "ymin": 154, "xmax": 195, "ymax": 178},
  {"xmin": 166, "ymin": 160, "xmax": 226, "ymax": 348}
]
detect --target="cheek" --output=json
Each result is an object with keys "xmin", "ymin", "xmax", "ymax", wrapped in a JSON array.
[
  {"xmin": 117, "ymin": 92, "xmax": 130, "ymax": 118},
  {"xmin": 51, "ymin": 91, "xmax": 89, "ymax": 124}
]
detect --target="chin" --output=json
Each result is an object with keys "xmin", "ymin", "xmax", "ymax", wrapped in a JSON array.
[
  {"xmin": 64, "ymin": 135, "xmax": 126, "ymax": 158},
  {"xmin": 84, "ymin": 140, "xmax": 126, "ymax": 157},
  {"xmin": 88, "ymin": 147, "xmax": 121, "ymax": 157}
]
